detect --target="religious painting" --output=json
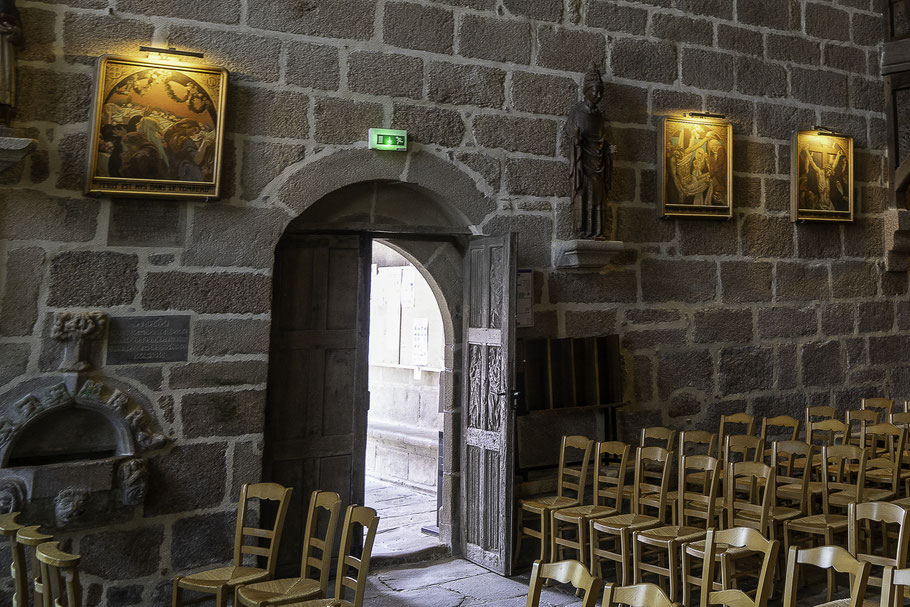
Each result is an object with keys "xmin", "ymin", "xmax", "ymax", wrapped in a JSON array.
[
  {"xmin": 85, "ymin": 55, "xmax": 228, "ymax": 199},
  {"xmin": 791, "ymin": 130, "xmax": 854, "ymax": 222},
  {"xmin": 658, "ymin": 115, "xmax": 733, "ymax": 219}
]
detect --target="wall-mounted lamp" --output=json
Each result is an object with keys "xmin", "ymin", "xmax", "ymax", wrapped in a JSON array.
[
  {"xmin": 138, "ymin": 46, "xmax": 205, "ymax": 61},
  {"xmin": 812, "ymin": 125, "xmax": 840, "ymax": 136},
  {"xmin": 684, "ymin": 111, "xmax": 727, "ymax": 120}
]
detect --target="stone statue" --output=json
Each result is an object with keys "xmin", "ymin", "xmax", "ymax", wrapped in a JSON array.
[
  {"xmin": 51, "ymin": 311, "xmax": 107, "ymax": 372},
  {"xmin": 0, "ymin": 0, "xmax": 22, "ymax": 127},
  {"xmin": 0, "ymin": 477, "xmax": 25, "ymax": 514},
  {"xmin": 54, "ymin": 487, "xmax": 88, "ymax": 528},
  {"xmin": 118, "ymin": 458, "xmax": 148, "ymax": 506},
  {"xmin": 566, "ymin": 64, "xmax": 613, "ymax": 240}
]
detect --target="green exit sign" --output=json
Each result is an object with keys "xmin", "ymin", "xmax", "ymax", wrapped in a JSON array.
[{"xmin": 369, "ymin": 128, "xmax": 407, "ymax": 151}]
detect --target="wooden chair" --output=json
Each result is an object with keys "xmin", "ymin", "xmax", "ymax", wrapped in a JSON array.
[
  {"xmin": 861, "ymin": 423, "xmax": 906, "ymax": 502},
  {"xmin": 274, "ymin": 505, "xmax": 379, "ymax": 607},
  {"xmin": 525, "ymin": 559, "xmax": 601, "ymax": 607},
  {"xmin": 516, "ymin": 435, "xmax": 592, "ymax": 564},
  {"xmin": 17, "ymin": 525, "xmax": 53, "ymax": 607},
  {"xmin": 809, "ymin": 418, "xmax": 849, "ymax": 447},
  {"xmin": 551, "ymin": 441, "xmax": 629, "ymax": 567},
  {"xmin": 785, "ymin": 445, "xmax": 867, "ymax": 601},
  {"xmin": 726, "ymin": 461, "xmax": 775, "ymax": 537},
  {"xmin": 682, "ymin": 527, "xmax": 780, "ymax": 607},
  {"xmin": 717, "ymin": 414, "xmax": 756, "ymax": 460},
  {"xmin": 35, "ymin": 542, "xmax": 81, "ymax": 607},
  {"xmin": 781, "ymin": 545, "xmax": 871, "ymax": 607},
  {"xmin": 693, "ymin": 528, "xmax": 779, "ymax": 607},
  {"xmin": 848, "ymin": 502, "xmax": 909, "ymax": 607},
  {"xmin": 805, "ymin": 406, "xmax": 837, "ymax": 446},
  {"xmin": 680, "ymin": 430, "xmax": 717, "ymax": 457},
  {"xmin": 760, "ymin": 415, "xmax": 801, "ymax": 460},
  {"xmin": 173, "ymin": 482, "xmax": 293, "ymax": 607},
  {"xmin": 0, "ymin": 512, "xmax": 28, "ymax": 607},
  {"xmin": 772, "ymin": 440, "xmax": 816, "ymax": 514},
  {"xmin": 641, "ymin": 427, "xmax": 677, "ymax": 451},
  {"xmin": 847, "ymin": 409, "xmax": 880, "ymax": 449},
  {"xmin": 235, "ymin": 490, "xmax": 343, "ymax": 607},
  {"xmin": 632, "ymin": 454, "xmax": 720, "ymax": 601},
  {"xmin": 590, "ymin": 446, "xmax": 673, "ymax": 585},
  {"xmin": 864, "ymin": 398, "xmax": 895, "ymax": 419},
  {"xmin": 603, "ymin": 582, "xmax": 678, "ymax": 607}
]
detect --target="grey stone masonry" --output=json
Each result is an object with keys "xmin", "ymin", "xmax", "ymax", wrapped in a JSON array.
[{"xmin": 0, "ymin": 0, "xmax": 899, "ymax": 603}]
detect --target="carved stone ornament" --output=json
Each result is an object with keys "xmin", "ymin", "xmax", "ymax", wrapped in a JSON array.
[
  {"xmin": 51, "ymin": 311, "xmax": 107, "ymax": 372},
  {"xmin": 0, "ymin": 476, "xmax": 24, "ymax": 514},
  {"xmin": 565, "ymin": 63, "xmax": 614, "ymax": 240},
  {"xmin": 54, "ymin": 487, "xmax": 88, "ymax": 528},
  {"xmin": 126, "ymin": 408, "xmax": 166, "ymax": 451},
  {"xmin": 118, "ymin": 458, "xmax": 147, "ymax": 506},
  {"xmin": 12, "ymin": 395, "xmax": 39, "ymax": 420}
]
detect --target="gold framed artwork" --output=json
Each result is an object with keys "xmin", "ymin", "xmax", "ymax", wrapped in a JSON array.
[
  {"xmin": 658, "ymin": 114, "xmax": 733, "ymax": 219},
  {"xmin": 85, "ymin": 54, "xmax": 228, "ymax": 199},
  {"xmin": 791, "ymin": 130, "xmax": 853, "ymax": 222}
]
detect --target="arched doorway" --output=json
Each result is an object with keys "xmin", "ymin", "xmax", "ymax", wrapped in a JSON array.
[
  {"xmin": 262, "ymin": 152, "xmax": 517, "ymax": 577},
  {"xmin": 263, "ymin": 180, "xmax": 469, "ymax": 574}
]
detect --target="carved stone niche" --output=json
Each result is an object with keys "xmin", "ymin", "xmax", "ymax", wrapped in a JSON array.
[{"xmin": 0, "ymin": 379, "xmax": 166, "ymax": 529}]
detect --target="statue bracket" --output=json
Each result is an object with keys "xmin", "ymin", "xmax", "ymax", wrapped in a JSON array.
[
  {"xmin": 0, "ymin": 128, "xmax": 37, "ymax": 173},
  {"xmin": 551, "ymin": 239, "xmax": 624, "ymax": 269}
]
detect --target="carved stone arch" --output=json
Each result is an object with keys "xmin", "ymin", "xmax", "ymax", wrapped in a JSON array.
[
  {"xmin": 265, "ymin": 148, "xmax": 497, "ymax": 232},
  {"xmin": 0, "ymin": 379, "xmax": 166, "ymax": 468}
]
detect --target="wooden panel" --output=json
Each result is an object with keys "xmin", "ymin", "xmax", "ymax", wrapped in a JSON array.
[
  {"xmin": 461, "ymin": 234, "xmax": 516, "ymax": 576},
  {"xmin": 517, "ymin": 408, "xmax": 606, "ymax": 469},
  {"xmin": 264, "ymin": 234, "xmax": 370, "ymax": 576}
]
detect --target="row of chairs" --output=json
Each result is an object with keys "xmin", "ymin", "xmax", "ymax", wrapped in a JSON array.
[
  {"xmin": 173, "ymin": 483, "xmax": 379, "ymax": 607},
  {"xmin": 0, "ymin": 511, "xmax": 81, "ymax": 607},
  {"xmin": 527, "ymin": 538, "xmax": 885, "ymax": 607},
  {"xmin": 517, "ymin": 427, "xmax": 910, "ymax": 603}
]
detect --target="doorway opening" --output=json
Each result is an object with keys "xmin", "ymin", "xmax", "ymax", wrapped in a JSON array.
[{"xmin": 365, "ymin": 240, "xmax": 446, "ymax": 561}]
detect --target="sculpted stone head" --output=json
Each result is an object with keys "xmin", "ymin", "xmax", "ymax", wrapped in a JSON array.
[
  {"xmin": 54, "ymin": 487, "xmax": 88, "ymax": 528},
  {"xmin": 0, "ymin": 477, "xmax": 25, "ymax": 514},
  {"xmin": 118, "ymin": 459, "xmax": 148, "ymax": 506}
]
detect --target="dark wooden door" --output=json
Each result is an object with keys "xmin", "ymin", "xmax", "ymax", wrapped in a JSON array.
[
  {"xmin": 265, "ymin": 234, "xmax": 371, "ymax": 575},
  {"xmin": 461, "ymin": 233, "xmax": 517, "ymax": 575}
]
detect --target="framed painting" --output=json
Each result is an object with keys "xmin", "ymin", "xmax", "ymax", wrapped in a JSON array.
[
  {"xmin": 791, "ymin": 130, "xmax": 854, "ymax": 222},
  {"xmin": 658, "ymin": 115, "xmax": 733, "ymax": 219},
  {"xmin": 85, "ymin": 54, "xmax": 228, "ymax": 199}
]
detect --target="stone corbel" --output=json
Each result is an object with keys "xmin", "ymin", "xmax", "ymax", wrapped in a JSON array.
[
  {"xmin": 0, "ymin": 127, "xmax": 37, "ymax": 174},
  {"xmin": 551, "ymin": 239, "xmax": 624, "ymax": 269}
]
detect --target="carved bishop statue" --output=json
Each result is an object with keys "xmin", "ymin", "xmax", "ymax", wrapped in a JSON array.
[{"xmin": 565, "ymin": 64, "xmax": 613, "ymax": 240}]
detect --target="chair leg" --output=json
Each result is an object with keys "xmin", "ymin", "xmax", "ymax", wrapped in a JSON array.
[
  {"xmin": 577, "ymin": 518, "xmax": 587, "ymax": 568},
  {"xmin": 549, "ymin": 513, "xmax": 559, "ymax": 565},
  {"xmin": 620, "ymin": 530, "xmax": 631, "ymax": 586},
  {"xmin": 216, "ymin": 587, "xmax": 227, "ymax": 607},
  {"xmin": 589, "ymin": 522, "xmax": 601, "ymax": 579},
  {"xmin": 669, "ymin": 541, "xmax": 679, "ymax": 603},
  {"xmin": 681, "ymin": 546, "xmax": 692, "ymax": 607},
  {"xmin": 539, "ymin": 511, "xmax": 548, "ymax": 563},
  {"xmin": 632, "ymin": 533, "xmax": 642, "ymax": 584},
  {"xmin": 172, "ymin": 578, "xmax": 183, "ymax": 607},
  {"xmin": 824, "ymin": 530, "xmax": 835, "ymax": 602}
]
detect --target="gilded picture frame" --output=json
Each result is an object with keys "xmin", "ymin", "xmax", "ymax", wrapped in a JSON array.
[
  {"xmin": 85, "ymin": 54, "xmax": 228, "ymax": 199},
  {"xmin": 658, "ymin": 115, "xmax": 734, "ymax": 219},
  {"xmin": 791, "ymin": 130, "xmax": 854, "ymax": 222}
]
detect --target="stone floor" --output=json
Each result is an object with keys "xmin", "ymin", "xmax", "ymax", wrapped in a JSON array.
[{"xmin": 365, "ymin": 475, "xmax": 446, "ymax": 563}]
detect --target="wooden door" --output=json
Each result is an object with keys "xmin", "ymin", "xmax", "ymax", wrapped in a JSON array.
[
  {"xmin": 461, "ymin": 233, "xmax": 517, "ymax": 575},
  {"xmin": 265, "ymin": 234, "xmax": 371, "ymax": 575}
]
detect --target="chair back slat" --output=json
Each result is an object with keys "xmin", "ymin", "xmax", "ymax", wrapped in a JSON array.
[
  {"xmin": 783, "ymin": 545, "xmax": 870, "ymax": 607},
  {"xmin": 680, "ymin": 431, "xmax": 717, "ymax": 457},
  {"xmin": 772, "ymin": 440, "xmax": 813, "ymax": 514},
  {"xmin": 820, "ymin": 445, "xmax": 866, "ymax": 514},
  {"xmin": 848, "ymin": 502, "xmax": 910, "ymax": 591},
  {"xmin": 526, "ymin": 559, "xmax": 601, "ymax": 607},
  {"xmin": 678, "ymin": 455, "xmax": 720, "ymax": 528},
  {"xmin": 632, "ymin": 446, "xmax": 672, "ymax": 520},
  {"xmin": 332, "ymin": 505, "xmax": 380, "ymax": 607},
  {"xmin": 726, "ymin": 461, "xmax": 774, "ymax": 534},
  {"xmin": 593, "ymin": 441, "xmax": 629, "ymax": 509},
  {"xmin": 300, "ymin": 490, "xmax": 342, "ymax": 595},
  {"xmin": 233, "ymin": 482, "xmax": 293, "ymax": 576},
  {"xmin": 557, "ymin": 435, "xmax": 593, "ymax": 500},
  {"xmin": 603, "ymin": 582, "xmax": 676, "ymax": 607},
  {"xmin": 717, "ymin": 413, "xmax": 756, "ymax": 459},
  {"xmin": 809, "ymin": 418, "xmax": 848, "ymax": 446},
  {"xmin": 863, "ymin": 398, "xmax": 895, "ymax": 418}
]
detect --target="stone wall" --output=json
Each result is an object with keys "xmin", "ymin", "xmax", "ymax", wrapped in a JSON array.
[{"xmin": 0, "ymin": 0, "xmax": 898, "ymax": 602}]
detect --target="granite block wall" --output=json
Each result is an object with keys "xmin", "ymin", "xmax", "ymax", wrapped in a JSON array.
[{"xmin": 0, "ymin": 0, "xmax": 900, "ymax": 601}]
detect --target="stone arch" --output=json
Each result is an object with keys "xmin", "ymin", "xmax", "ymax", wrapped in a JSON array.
[{"xmin": 264, "ymin": 147, "xmax": 497, "ymax": 234}]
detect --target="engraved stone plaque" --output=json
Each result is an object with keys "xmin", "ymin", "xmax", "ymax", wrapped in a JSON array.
[
  {"xmin": 106, "ymin": 316, "xmax": 190, "ymax": 365},
  {"xmin": 107, "ymin": 201, "xmax": 186, "ymax": 247}
]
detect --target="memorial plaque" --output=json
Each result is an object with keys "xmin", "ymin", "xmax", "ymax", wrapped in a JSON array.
[
  {"xmin": 106, "ymin": 315, "xmax": 190, "ymax": 365},
  {"xmin": 108, "ymin": 201, "xmax": 186, "ymax": 247}
]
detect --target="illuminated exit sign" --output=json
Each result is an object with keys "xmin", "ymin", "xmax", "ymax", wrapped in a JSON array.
[{"xmin": 369, "ymin": 128, "xmax": 407, "ymax": 151}]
